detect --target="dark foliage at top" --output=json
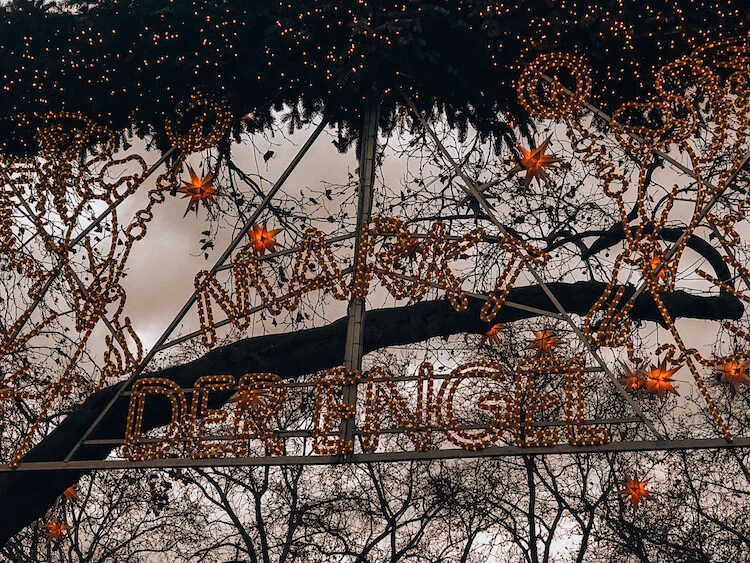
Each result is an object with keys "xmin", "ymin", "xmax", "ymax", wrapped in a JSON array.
[{"xmin": 0, "ymin": 0, "xmax": 748, "ymax": 155}]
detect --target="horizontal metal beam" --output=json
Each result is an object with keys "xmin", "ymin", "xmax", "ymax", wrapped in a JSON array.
[
  {"xmin": 81, "ymin": 417, "xmax": 643, "ymax": 446},
  {"xmin": 114, "ymin": 365, "xmax": 608, "ymax": 395},
  {"xmin": 3, "ymin": 437, "xmax": 750, "ymax": 472}
]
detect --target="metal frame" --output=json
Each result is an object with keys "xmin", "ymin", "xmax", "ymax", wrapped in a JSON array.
[
  {"xmin": 5, "ymin": 79, "xmax": 750, "ymax": 472},
  {"xmin": 341, "ymin": 91, "xmax": 381, "ymax": 446},
  {"xmin": 62, "ymin": 119, "xmax": 328, "ymax": 463},
  {"xmin": 61, "ymin": 90, "xmax": 750, "ymax": 464},
  {"xmin": 3, "ymin": 437, "xmax": 750, "ymax": 472}
]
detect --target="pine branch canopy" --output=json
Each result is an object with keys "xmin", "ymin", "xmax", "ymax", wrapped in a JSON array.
[{"xmin": 1, "ymin": 0, "xmax": 748, "ymax": 155}]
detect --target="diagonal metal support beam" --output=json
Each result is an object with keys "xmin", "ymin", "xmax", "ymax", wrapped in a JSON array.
[
  {"xmin": 399, "ymin": 89, "xmax": 664, "ymax": 439},
  {"xmin": 62, "ymin": 118, "xmax": 328, "ymax": 463}
]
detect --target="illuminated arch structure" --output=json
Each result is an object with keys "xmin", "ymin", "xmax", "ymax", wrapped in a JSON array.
[{"xmin": 1, "ymin": 37, "xmax": 750, "ymax": 473}]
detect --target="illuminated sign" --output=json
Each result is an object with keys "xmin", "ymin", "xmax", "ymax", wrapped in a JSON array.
[{"xmin": 124, "ymin": 358, "xmax": 610, "ymax": 461}]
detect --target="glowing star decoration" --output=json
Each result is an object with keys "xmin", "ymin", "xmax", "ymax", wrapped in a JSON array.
[
  {"xmin": 229, "ymin": 388, "xmax": 271, "ymax": 410},
  {"xmin": 249, "ymin": 223, "xmax": 282, "ymax": 256},
  {"xmin": 508, "ymin": 137, "xmax": 562, "ymax": 187},
  {"xmin": 401, "ymin": 236, "xmax": 422, "ymax": 261},
  {"xmin": 62, "ymin": 486, "xmax": 77, "ymax": 501},
  {"xmin": 481, "ymin": 323, "xmax": 505, "ymax": 346},
  {"xmin": 619, "ymin": 478, "xmax": 651, "ymax": 506},
  {"xmin": 717, "ymin": 359, "xmax": 750, "ymax": 390},
  {"xmin": 620, "ymin": 365, "xmax": 645, "ymax": 392},
  {"xmin": 647, "ymin": 254, "xmax": 667, "ymax": 281},
  {"xmin": 643, "ymin": 359, "xmax": 679, "ymax": 396},
  {"xmin": 47, "ymin": 520, "xmax": 67, "ymax": 540},
  {"xmin": 178, "ymin": 164, "xmax": 217, "ymax": 216},
  {"xmin": 527, "ymin": 330, "xmax": 561, "ymax": 357}
]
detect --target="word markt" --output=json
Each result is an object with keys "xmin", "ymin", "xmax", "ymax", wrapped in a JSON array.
[{"xmin": 194, "ymin": 217, "xmax": 548, "ymax": 347}]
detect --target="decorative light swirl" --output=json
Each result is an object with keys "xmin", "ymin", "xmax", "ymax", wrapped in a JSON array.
[
  {"xmin": 164, "ymin": 95, "xmax": 232, "ymax": 153},
  {"xmin": 517, "ymin": 52, "xmax": 592, "ymax": 121}
]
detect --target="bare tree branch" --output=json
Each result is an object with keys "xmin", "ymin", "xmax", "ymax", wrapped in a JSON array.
[{"xmin": 0, "ymin": 281, "xmax": 742, "ymax": 546}]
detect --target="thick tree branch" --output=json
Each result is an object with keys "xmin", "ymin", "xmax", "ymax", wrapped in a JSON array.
[
  {"xmin": 582, "ymin": 227, "xmax": 729, "ymax": 280},
  {"xmin": 0, "ymin": 281, "xmax": 743, "ymax": 546}
]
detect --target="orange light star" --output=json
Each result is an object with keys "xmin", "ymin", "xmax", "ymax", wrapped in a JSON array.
[
  {"xmin": 647, "ymin": 254, "xmax": 667, "ymax": 281},
  {"xmin": 527, "ymin": 329, "xmax": 561, "ymax": 357},
  {"xmin": 717, "ymin": 359, "xmax": 750, "ymax": 390},
  {"xmin": 619, "ymin": 478, "xmax": 651, "ymax": 506},
  {"xmin": 509, "ymin": 137, "xmax": 562, "ymax": 187},
  {"xmin": 249, "ymin": 223, "xmax": 282, "ymax": 256},
  {"xmin": 47, "ymin": 520, "xmax": 67, "ymax": 540},
  {"xmin": 481, "ymin": 323, "xmax": 504, "ymax": 345},
  {"xmin": 229, "ymin": 388, "xmax": 271, "ymax": 410},
  {"xmin": 178, "ymin": 164, "xmax": 217, "ymax": 216},
  {"xmin": 620, "ymin": 364, "xmax": 645, "ymax": 392},
  {"xmin": 643, "ymin": 359, "xmax": 679, "ymax": 396},
  {"xmin": 62, "ymin": 486, "xmax": 77, "ymax": 501}
]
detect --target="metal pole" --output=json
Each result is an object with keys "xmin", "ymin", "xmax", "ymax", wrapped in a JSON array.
[
  {"xmin": 340, "ymin": 90, "xmax": 381, "ymax": 450},
  {"xmin": 4, "ymin": 436, "xmax": 750, "ymax": 472}
]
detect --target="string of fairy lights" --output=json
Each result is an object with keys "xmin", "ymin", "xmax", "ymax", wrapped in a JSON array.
[
  {"xmin": 3, "ymin": 28, "xmax": 750, "ymax": 537},
  {"xmin": 516, "ymin": 37, "xmax": 750, "ymax": 442},
  {"xmin": 121, "ymin": 355, "xmax": 613, "ymax": 462},
  {"xmin": 2, "ymin": 1, "xmax": 749, "ymax": 158}
]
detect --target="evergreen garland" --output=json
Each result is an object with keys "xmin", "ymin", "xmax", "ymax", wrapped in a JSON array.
[{"xmin": 0, "ymin": 0, "xmax": 748, "ymax": 155}]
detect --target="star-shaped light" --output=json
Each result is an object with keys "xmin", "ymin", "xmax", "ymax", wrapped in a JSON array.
[
  {"xmin": 62, "ymin": 486, "xmax": 77, "ymax": 501},
  {"xmin": 619, "ymin": 364, "xmax": 645, "ymax": 392},
  {"xmin": 527, "ymin": 329, "xmax": 561, "ymax": 357},
  {"xmin": 508, "ymin": 137, "xmax": 562, "ymax": 187},
  {"xmin": 229, "ymin": 388, "xmax": 271, "ymax": 410},
  {"xmin": 249, "ymin": 223, "xmax": 282, "ymax": 256},
  {"xmin": 619, "ymin": 478, "xmax": 651, "ymax": 506},
  {"xmin": 47, "ymin": 520, "xmax": 67, "ymax": 540},
  {"xmin": 643, "ymin": 359, "xmax": 679, "ymax": 396},
  {"xmin": 178, "ymin": 164, "xmax": 217, "ymax": 216},
  {"xmin": 647, "ymin": 254, "xmax": 667, "ymax": 281},
  {"xmin": 717, "ymin": 359, "xmax": 750, "ymax": 390},
  {"xmin": 481, "ymin": 323, "xmax": 504, "ymax": 346}
]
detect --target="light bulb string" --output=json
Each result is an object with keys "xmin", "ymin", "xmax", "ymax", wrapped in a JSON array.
[
  {"xmin": 398, "ymin": 86, "xmax": 664, "ymax": 440},
  {"xmin": 62, "ymin": 117, "xmax": 328, "ymax": 464}
]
